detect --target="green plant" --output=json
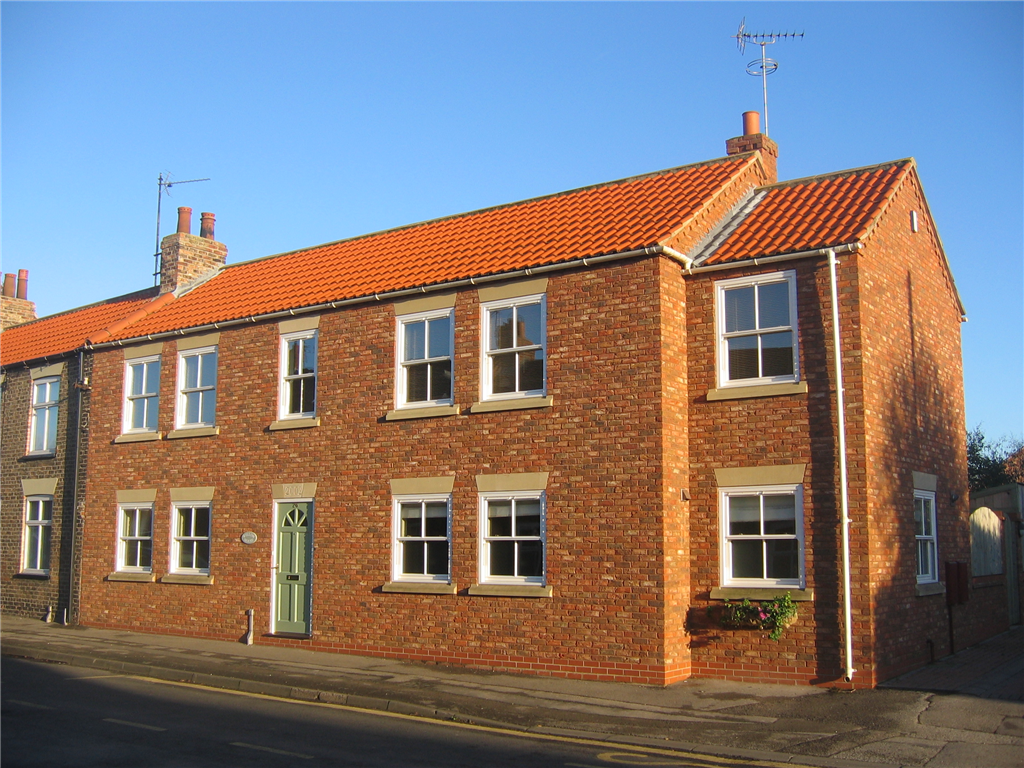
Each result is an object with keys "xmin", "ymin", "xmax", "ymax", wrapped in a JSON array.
[{"xmin": 719, "ymin": 593, "xmax": 798, "ymax": 641}]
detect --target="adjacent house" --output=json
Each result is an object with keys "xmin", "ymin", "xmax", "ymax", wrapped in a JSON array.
[
  {"xmin": 0, "ymin": 273, "xmax": 161, "ymax": 624},
  {"xmin": 4, "ymin": 114, "xmax": 998, "ymax": 686}
]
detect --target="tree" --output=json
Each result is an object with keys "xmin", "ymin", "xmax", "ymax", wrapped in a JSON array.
[
  {"xmin": 1004, "ymin": 446, "xmax": 1024, "ymax": 484},
  {"xmin": 967, "ymin": 426, "xmax": 1024, "ymax": 491}
]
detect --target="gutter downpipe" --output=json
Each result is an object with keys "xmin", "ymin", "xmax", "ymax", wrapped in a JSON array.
[
  {"xmin": 828, "ymin": 248, "xmax": 856, "ymax": 683},
  {"xmin": 68, "ymin": 348, "xmax": 85, "ymax": 626}
]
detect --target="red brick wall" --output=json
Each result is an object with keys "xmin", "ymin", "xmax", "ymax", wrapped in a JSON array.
[
  {"xmin": 69, "ymin": 181, "xmax": 979, "ymax": 687},
  {"xmin": 79, "ymin": 258, "xmax": 686, "ymax": 684},
  {"xmin": 856, "ymin": 171, "xmax": 978, "ymax": 684},
  {"xmin": 683, "ymin": 258, "xmax": 852, "ymax": 685},
  {"xmin": 659, "ymin": 257, "xmax": 691, "ymax": 683}
]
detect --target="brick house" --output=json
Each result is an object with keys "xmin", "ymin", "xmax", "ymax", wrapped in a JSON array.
[
  {"xmin": 0, "ymin": 274, "xmax": 161, "ymax": 623},
  {"xmin": 7, "ymin": 115, "xmax": 994, "ymax": 686}
]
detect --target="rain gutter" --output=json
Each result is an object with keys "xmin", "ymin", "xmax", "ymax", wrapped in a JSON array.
[
  {"xmin": 86, "ymin": 245, "xmax": 671, "ymax": 350},
  {"xmin": 687, "ymin": 242, "xmax": 862, "ymax": 273}
]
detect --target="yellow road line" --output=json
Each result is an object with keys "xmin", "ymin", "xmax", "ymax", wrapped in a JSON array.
[{"xmin": 68, "ymin": 674, "xmax": 124, "ymax": 680}]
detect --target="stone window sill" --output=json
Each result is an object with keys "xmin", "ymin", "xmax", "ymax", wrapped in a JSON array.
[
  {"xmin": 114, "ymin": 432, "xmax": 162, "ymax": 444},
  {"xmin": 710, "ymin": 587, "xmax": 814, "ymax": 601},
  {"xmin": 13, "ymin": 572, "xmax": 50, "ymax": 580},
  {"xmin": 385, "ymin": 405, "xmax": 460, "ymax": 421},
  {"xmin": 381, "ymin": 581, "xmax": 457, "ymax": 594},
  {"xmin": 21, "ymin": 452, "xmax": 56, "ymax": 461},
  {"xmin": 706, "ymin": 382, "xmax": 808, "ymax": 401},
  {"xmin": 160, "ymin": 573, "xmax": 214, "ymax": 585},
  {"xmin": 107, "ymin": 571, "xmax": 155, "ymax": 583},
  {"xmin": 269, "ymin": 417, "xmax": 320, "ymax": 431},
  {"xmin": 468, "ymin": 584, "xmax": 553, "ymax": 598},
  {"xmin": 469, "ymin": 396, "xmax": 553, "ymax": 414},
  {"xmin": 166, "ymin": 426, "xmax": 220, "ymax": 440},
  {"xmin": 916, "ymin": 581, "xmax": 946, "ymax": 597}
]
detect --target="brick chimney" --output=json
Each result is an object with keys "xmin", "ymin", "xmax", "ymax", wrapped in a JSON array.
[
  {"xmin": 159, "ymin": 207, "xmax": 228, "ymax": 294},
  {"xmin": 726, "ymin": 111, "xmax": 778, "ymax": 184},
  {"xmin": 1, "ymin": 269, "xmax": 38, "ymax": 330}
]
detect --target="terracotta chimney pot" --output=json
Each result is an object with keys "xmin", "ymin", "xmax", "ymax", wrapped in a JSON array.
[
  {"xmin": 16, "ymin": 269, "xmax": 28, "ymax": 300},
  {"xmin": 177, "ymin": 207, "xmax": 193, "ymax": 235},
  {"xmin": 742, "ymin": 111, "xmax": 761, "ymax": 136},
  {"xmin": 200, "ymin": 212, "xmax": 215, "ymax": 240},
  {"xmin": 2, "ymin": 273, "xmax": 14, "ymax": 298}
]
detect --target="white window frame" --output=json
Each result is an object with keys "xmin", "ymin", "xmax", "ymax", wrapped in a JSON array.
[
  {"xmin": 122, "ymin": 355, "xmax": 161, "ymax": 434},
  {"xmin": 28, "ymin": 376, "xmax": 60, "ymax": 455},
  {"xmin": 719, "ymin": 484, "xmax": 805, "ymax": 588},
  {"xmin": 480, "ymin": 293, "xmax": 546, "ymax": 401},
  {"xmin": 395, "ymin": 308, "xmax": 454, "ymax": 409},
  {"xmin": 478, "ymin": 491, "xmax": 546, "ymax": 586},
  {"xmin": 22, "ymin": 495, "xmax": 53, "ymax": 574},
  {"xmin": 715, "ymin": 271, "xmax": 799, "ymax": 388},
  {"xmin": 278, "ymin": 330, "xmax": 318, "ymax": 420},
  {"xmin": 391, "ymin": 494, "xmax": 452, "ymax": 583},
  {"xmin": 117, "ymin": 504, "xmax": 154, "ymax": 573},
  {"xmin": 175, "ymin": 346, "xmax": 218, "ymax": 429},
  {"xmin": 170, "ymin": 502, "xmax": 212, "ymax": 575},
  {"xmin": 915, "ymin": 490, "xmax": 938, "ymax": 583}
]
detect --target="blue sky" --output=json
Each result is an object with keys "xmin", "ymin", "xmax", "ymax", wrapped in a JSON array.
[{"xmin": 2, "ymin": 2, "xmax": 1021, "ymax": 438}]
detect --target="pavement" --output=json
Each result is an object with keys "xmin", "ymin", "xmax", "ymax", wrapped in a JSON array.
[{"xmin": 2, "ymin": 615, "xmax": 1021, "ymax": 768}]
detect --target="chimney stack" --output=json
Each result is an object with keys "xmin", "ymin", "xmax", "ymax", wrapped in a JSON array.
[
  {"xmin": 1, "ymin": 268, "xmax": 38, "ymax": 330},
  {"xmin": 726, "ymin": 111, "xmax": 778, "ymax": 184},
  {"xmin": 159, "ymin": 209, "xmax": 227, "ymax": 294}
]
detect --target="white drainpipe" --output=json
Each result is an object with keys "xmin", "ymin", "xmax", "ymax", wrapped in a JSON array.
[{"xmin": 828, "ymin": 249, "xmax": 856, "ymax": 683}]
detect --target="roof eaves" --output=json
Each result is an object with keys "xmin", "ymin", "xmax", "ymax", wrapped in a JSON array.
[
  {"xmin": 1, "ymin": 348, "xmax": 78, "ymax": 372},
  {"xmin": 91, "ymin": 244, "xmax": 667, "ymax": 350},
  {"xmin": 689, "ymin": 241, "xmax": 864, "ymax": 274}
]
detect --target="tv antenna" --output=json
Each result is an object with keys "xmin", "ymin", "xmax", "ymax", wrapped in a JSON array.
[
  {"xmin": 733, "ymin": 18, "xmax": 803, "ymax": 137},
  {"xmin": 153, "ymin": 172, "xmax": 210, "ymax": 286}
]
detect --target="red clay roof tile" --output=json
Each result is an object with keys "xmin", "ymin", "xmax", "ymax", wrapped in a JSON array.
[
  {"xmin": 106, "ymin": 157, "xmax": 756, "ymax": 340},
  {"xmin": 1, "ymin": 289, "xmax": 159, "ymax": 367},
  {"xmin": 700, "ymin": 161, "xmax": 911, "ymax": 265}
]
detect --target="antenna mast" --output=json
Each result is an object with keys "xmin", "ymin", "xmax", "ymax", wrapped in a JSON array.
[
  {"xmin": 733, "ymin": 19, "xmax": 803, "ymax": 137},
  {"xmin": 153, "ymin": 173, "xmax": 210, "ymax": 287}
]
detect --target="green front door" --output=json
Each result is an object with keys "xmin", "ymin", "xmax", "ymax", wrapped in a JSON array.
[{"xmin": 274, "ymin": 502, "xmax": 312, "ymax": 635}]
